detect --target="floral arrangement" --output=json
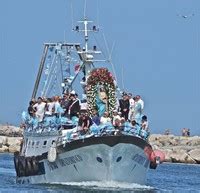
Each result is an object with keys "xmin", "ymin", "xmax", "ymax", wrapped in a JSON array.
[{"xmin": 86, "ymin": 68, "xmax": 116, "ymax": 116}]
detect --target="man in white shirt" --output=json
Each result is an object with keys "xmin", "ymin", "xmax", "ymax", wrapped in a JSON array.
[
  {"xmin": 128, "ymin": 93, "xmax": 135, "ymax": 121},
  {"xmin": 33, "ymin": 97, "xmax": 46, "ymax": 122}
]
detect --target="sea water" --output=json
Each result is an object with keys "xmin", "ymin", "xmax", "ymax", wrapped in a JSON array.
[{"xmin": 0, "ymin": 153, "xmax": 199, "ymax": 193}]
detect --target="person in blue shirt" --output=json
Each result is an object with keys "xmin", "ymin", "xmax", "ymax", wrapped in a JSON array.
[{"xmin": 91, "ymin": 110, "xmax": 100, "ymax": 126}]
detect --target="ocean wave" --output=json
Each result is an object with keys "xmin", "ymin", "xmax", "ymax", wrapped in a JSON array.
[{"xmin": 51, "ymin": 181, "xmax": 154, "ymax": 191}]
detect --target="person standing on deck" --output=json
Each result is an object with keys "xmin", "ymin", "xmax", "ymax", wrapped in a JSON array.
[
  {"xmin": 28, "ymin": 100, "xmax": 36, "ymax": 117},
  {"xmin": 136, "ymin": 95, "xmax": 144, "ymax": 111},
  {"xmin": 128, "ymin": 93, "xmax": 135, "ymax": 121},
  {"xmin": 134, "ymin": 96, "xmax": 143, "ymax": 124},
  {"xmin": 53, "ymin": 96, "xmax": 63, "ymax": 115},
  {"xmin": 61, "ymin": 93, "xmax": 70, "ymax": 111},
  {"xmin": 45, "ymin": 97, "xmax": 55, "ymax": 116},
  {"xmin": 67, "ymin": 93, "xmax": 80, "ymax": 119},
  {"xmin": 33, "ymin": 97, "xmax": 46, "ymax": 122},
  {"xmin": 119, "ymin": 93, "xmax": 130, "ymax": 120}
]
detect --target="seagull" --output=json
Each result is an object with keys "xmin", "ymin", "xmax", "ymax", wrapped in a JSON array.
[{"xmin": 177, "ymin": 13, "xmax": 194, "ymax": 19}]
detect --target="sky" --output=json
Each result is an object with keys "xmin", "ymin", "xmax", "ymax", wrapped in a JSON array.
[{"xmin": 0, "ymin": 0, "xmax": 199, "ymax": 135}]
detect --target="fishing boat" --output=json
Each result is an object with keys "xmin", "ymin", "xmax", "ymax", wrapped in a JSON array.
[{"xmin": 14, "ymin": 7, "xmax": 164, "ymax": 185}]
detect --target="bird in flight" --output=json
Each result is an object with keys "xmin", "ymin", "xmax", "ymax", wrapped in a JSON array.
[{"xmin": 177, "ymin": 13, "xmax": 195, "ymax": 19}]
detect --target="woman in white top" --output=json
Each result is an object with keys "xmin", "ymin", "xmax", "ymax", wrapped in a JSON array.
[{"xmin": 100, "ymin": 112, "xmax": 111, "ymax": 124}]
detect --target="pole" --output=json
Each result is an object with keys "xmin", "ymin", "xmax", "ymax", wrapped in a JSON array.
[{"xmin": 32, "ymin": 44, "xmax": 49, "ymax": 99}]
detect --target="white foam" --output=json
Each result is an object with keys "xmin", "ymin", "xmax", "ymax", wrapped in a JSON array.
[{"xmin": 52, "ymin": 181, "xmax": 154, "ymax": 191}]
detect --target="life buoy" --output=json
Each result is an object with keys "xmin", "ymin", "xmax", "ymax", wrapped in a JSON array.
[{"xmin": 47, "ymin": 145, "xmax": 57, "ymax": 162}]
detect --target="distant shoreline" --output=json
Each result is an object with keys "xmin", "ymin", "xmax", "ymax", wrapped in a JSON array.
[{"xmin": 0, "ymin": 125, "xmax": 199, "ymax": 164}]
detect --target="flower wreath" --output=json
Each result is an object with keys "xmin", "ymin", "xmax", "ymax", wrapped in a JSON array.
[{"xmin": 86, "ymin": 68, "xmax": 116, "ymax": 116}]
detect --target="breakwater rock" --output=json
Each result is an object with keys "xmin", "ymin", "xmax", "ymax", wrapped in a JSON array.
[
  {"xmin": 0, "ymin": 125, "xmax": 23, "ymax": 137},
  {"xmin": 0, "ymin": 125, "xmax": 23, "ymax": 153},
  {"xmin": 0, "ymin": 136, "xmax": 22, "ymax": 153},
  {"xmin": 149, "ymin": 134, "xmax": 200, "ymax": 164}
]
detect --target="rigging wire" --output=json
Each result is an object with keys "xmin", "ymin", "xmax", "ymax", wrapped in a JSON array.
[
  {"xmin": 121, "ymin": 63, "xmax": 125, "ymax": 90},
  {"xmin": 44, "ymin": 59, "xmax": 58, "ymax": 97},
  {"xmin": 92, "ymin": 33, "xmax": 107, "ymax": 59},
  {"xmin": 46, "ymin": 65, "xmax": 58, "ymax": 97},
  {"xmin": 102, "ymin": 33, "xmax": 118, "ymax": 84},
  {"xmin": 45, "ymin": 74, "xmax": 54, "ymax": 97},
  {"xmin": 108, "ymin": 41, "xmax": 118, "ymax": 83},
  {"xmin": 59, "ymin": 54, "xmax": 64, "ymax": 83},
  {"xmin": 42, "ymin": 54, "xmax": 56, "ymax": 96},
  {"xmin": 56, "ymin": 75, "xmax": 63, "ymax": 96}
]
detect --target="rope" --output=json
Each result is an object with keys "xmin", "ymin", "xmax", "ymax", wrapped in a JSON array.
[
  {"xmin": 102, "ymin": 33, "xmax": 118, "ymax": 85},
  {"xmin": 42, "ymin": 54, "xmax": 56, "ymax": 96},
  {"xmin": 45, "ymin": 65, "xmax": 58, "ymax": 96}
]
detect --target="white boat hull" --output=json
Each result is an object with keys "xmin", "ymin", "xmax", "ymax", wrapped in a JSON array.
[{"xmin": 15, "ymin": 136, "xmax": 151, "ymax": 185}]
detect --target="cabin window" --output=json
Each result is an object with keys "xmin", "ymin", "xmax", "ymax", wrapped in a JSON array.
[
  {"xmin": 32, "ymin": 141, "xmax": 35, "ymax": 146},
  {"xmin": 36, "ymin": 141, "xmax": 40, "ymax": 146},
  {"xmin": 28, "ymin": 141, "xmax": 31, "ymax": 145},
  {"xmin": 43, "ymin": 141, "xmax": 47, "ymax": 146},
  {"xmin": 52, "ymin": 140, "xmax": 55, "ymax": 144}
]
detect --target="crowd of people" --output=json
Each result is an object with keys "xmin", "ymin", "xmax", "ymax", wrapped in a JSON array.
[{"xmin": 24, "ymin": 90, "xmax": 149, "ymax": 140}]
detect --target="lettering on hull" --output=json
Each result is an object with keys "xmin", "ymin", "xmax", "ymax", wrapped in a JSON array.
[
  {"xmin": 47, "ymin": 155, "xmax": 83, "ymax": 171},
  {"xmin": 132, "ymin": 153, "xmax": 149, "ymax": 168}
]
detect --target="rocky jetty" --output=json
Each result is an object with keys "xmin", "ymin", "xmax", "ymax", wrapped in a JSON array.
[
  {"xmin": 149, "ymin": 134, "xmax": 200, "ymax": 164},
  {"xmin": 0, "ymin": 125, "xmax": 23, "ymax": 153},
  {"xmin": 0, "ymin": 125, "xmax": 199, "ymax": 164},
  {"xmin": 0, "ymin": 124, "xmax": 23, "ymax": 137}
]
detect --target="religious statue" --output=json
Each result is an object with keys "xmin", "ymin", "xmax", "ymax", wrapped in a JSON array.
[{"xmin": 96, "ymin": 85, "xmax": 108, "ymax": 116}]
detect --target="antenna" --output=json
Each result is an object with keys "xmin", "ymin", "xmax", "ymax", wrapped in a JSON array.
[
  {"xmin": 84, "ymin": 0, "xmax": 87, "ymax": 19},
  {"xmin": 70, "ymin": 1, "xmax": 74, "ymax": 30},
  {"xmin": 121, "ymin": 63, "xmax": 125, "ymax": 90},
  {"xmin": 96, "ymin": 0, "xmax": 100, "ymax": 27}
]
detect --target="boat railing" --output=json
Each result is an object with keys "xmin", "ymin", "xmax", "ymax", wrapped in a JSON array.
[{"xmin": 57, "ymin": 124, "xmax": 149, "ymax": 146}]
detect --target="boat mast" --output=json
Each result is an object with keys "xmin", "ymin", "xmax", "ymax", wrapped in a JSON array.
[
  {"xmin": 32, "ymin": 45, "xmax": 49, "ymax": 99},
  {"xmin": 72, "ymin": 17, "xmax": 103, "ymax": 81}
]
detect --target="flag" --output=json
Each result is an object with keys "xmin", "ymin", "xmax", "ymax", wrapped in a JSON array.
[{"xmin": 74, "ymin": 64, "xmax": 80, "ymax": 74}]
